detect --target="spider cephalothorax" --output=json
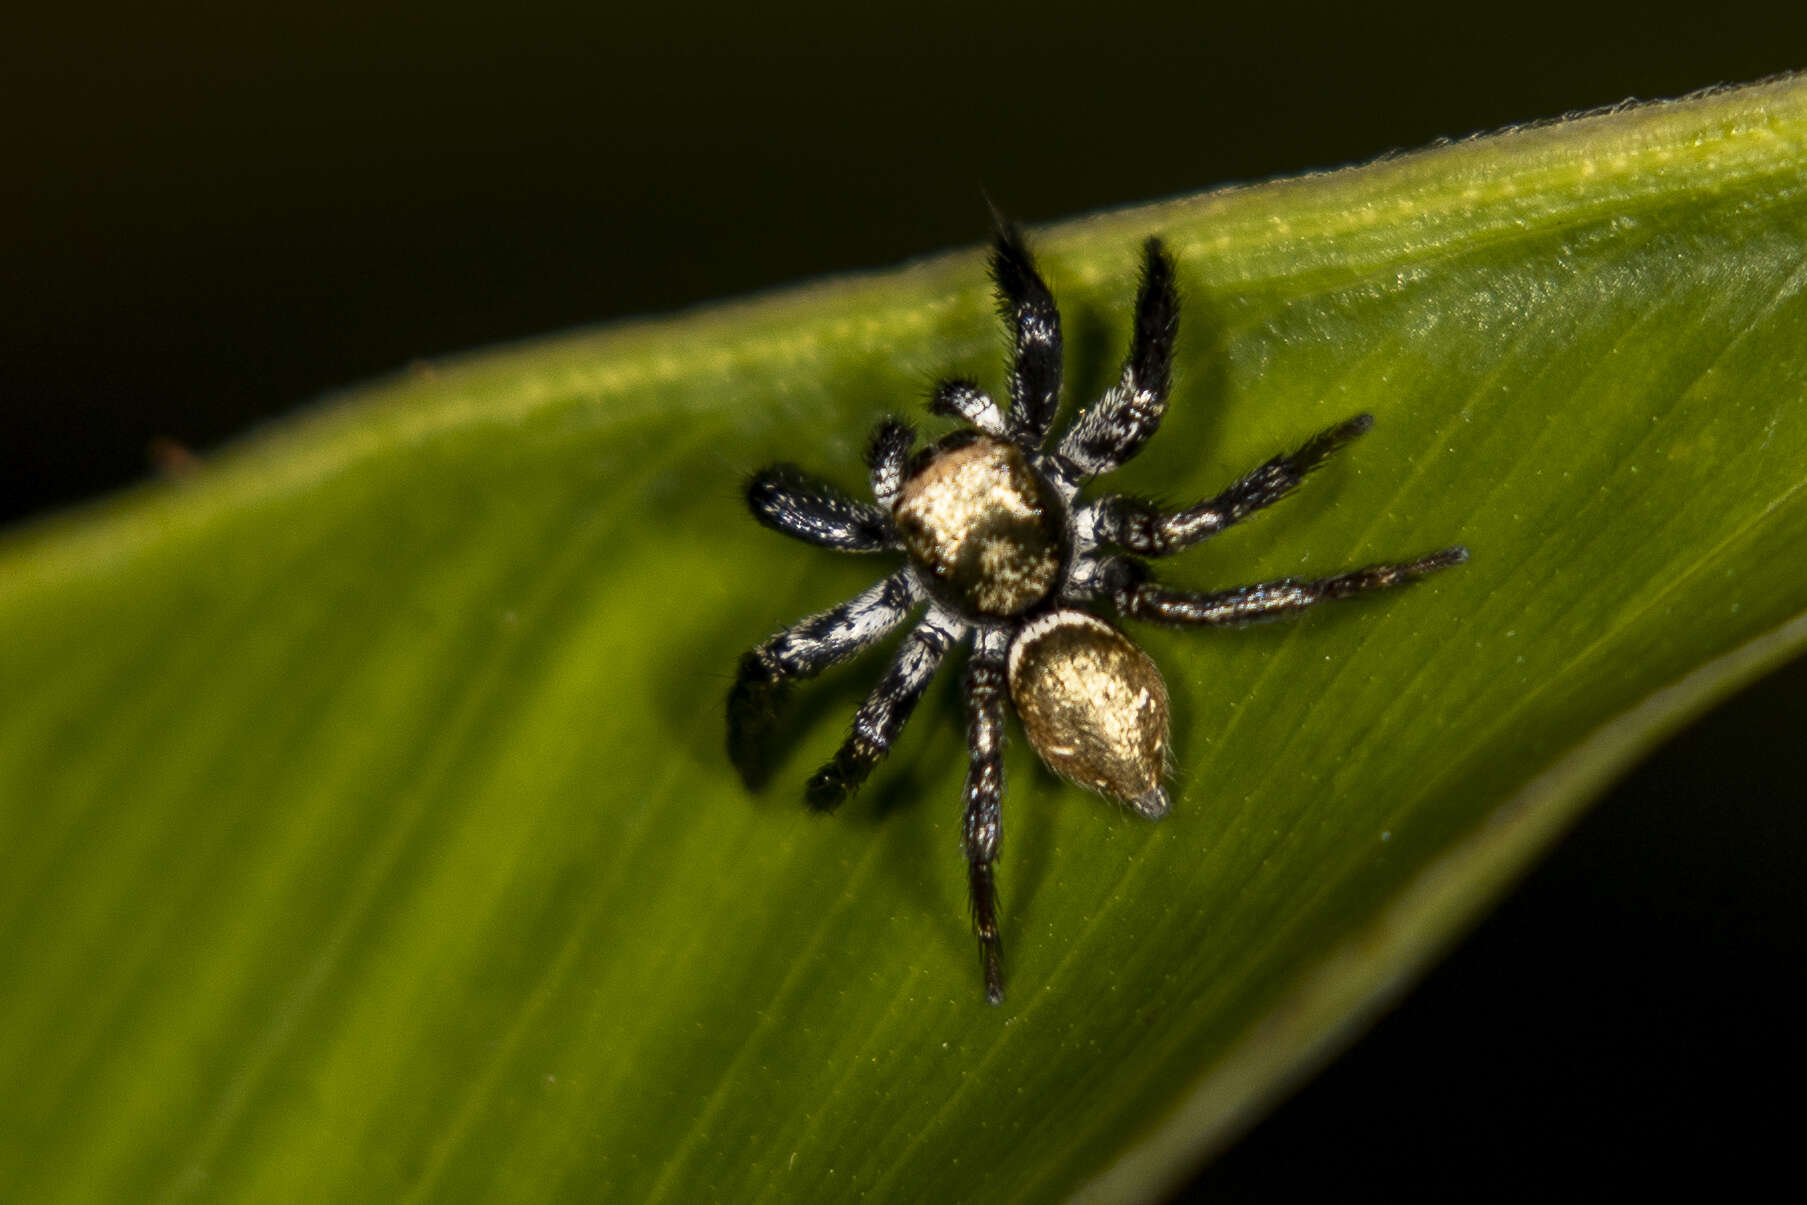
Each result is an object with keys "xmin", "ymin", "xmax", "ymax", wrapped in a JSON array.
[{"xmin": 728, "ymin": 226, "xmax": 1466, "ymax": 1004}]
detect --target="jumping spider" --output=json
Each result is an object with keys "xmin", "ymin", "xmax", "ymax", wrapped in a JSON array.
[{"xmin": 728, "ymin": 227, "xmax": 1465, "ymax": 1004}]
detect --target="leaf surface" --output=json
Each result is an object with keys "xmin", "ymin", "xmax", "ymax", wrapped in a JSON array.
[{"xmin": 4, "ymin": 76, "xmax": 1807, "ymax": 1203}]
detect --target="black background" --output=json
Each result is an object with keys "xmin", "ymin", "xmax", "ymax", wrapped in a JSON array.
[{"xmin": 7, "ymin": 5, "xmax": 1805, "ymax": 1197}]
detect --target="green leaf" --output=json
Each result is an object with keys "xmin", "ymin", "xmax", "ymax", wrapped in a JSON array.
[{"xmin": 6, "ymin": 76, "xmax": 1807, "ymax": 1202}]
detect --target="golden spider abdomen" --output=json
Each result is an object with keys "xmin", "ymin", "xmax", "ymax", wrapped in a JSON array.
[
  {"xmin": 893, "ymin": 433, "xmax": 1067, "ymax": 619},
  {"xmin": 1007, "ymin": 609, "xmax": 1171, "ymax": 817}
]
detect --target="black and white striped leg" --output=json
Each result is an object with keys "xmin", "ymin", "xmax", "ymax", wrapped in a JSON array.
[
  {"xmin": 727, "ymin": 571, "xmax": 922, "ymax": 786},
  {"xmin": 745, "ymin": 464, "xmax": 895, "ymax": 552},
  {"xmin": 929, "ymin": 379, "xmax": 1008, "ymax": 438},
  {"xmin": 806, "ymin": 615, "xmax": 960, "ymax": 811},
  {"xmin": 1056, "ymin": 237, "xmax": 1179, "ymax": 478},
  {"xmin": 866, "ymin": 418, "xmax": 916, "ymax": 511},
  {"xmin": 1109, "ymin": 547, "xmax": 1468, "ymax": 628},
  {"xmin": 961, "ymin": 646, "xmax": 1009, "ymax": 1004},
  {"xmin": 991, "ymin": 225, "xmax": 1064, "ymax": 448},
  {"xmin": 1087, "ymin": 414, "xmax": 1375, "ymax": 556}
]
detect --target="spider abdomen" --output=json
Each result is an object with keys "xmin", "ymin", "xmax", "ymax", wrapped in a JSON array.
[
  {"xmin": 1007, "ymin": 609, "xmax": 1171, "ymax": 818},
  {"xmin": 892, "ymin": 433, "xmax": 1068, "ymax": 619}
]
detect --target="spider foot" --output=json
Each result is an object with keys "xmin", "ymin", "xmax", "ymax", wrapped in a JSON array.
[
  {"xmin": 970, "ymin": 862, "xmax": 1005, "ymax": 1005},
  {"xmin": 1292, "ymin": 412, "xmax": 1374, "ymax": 471},
  {"xmin": 1409, "ymin": 545, "xmax": 1470, "ymax": 574},
  {"xmin": 1329, "ymin": 546, "xmax": 1469, "ymax": 596},
  {"xmin": 981, "ymin": 941, "xmax": 1004, "ymax": 1006},
  {"xmin": 804, "ymin": 740, "xmax": 877, "ymax": 812}
]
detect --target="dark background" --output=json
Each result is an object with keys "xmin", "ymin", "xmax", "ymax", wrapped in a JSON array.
[{"xmin": 7, "ymin": 5, "xmax": 1805, "ymax": 1197}]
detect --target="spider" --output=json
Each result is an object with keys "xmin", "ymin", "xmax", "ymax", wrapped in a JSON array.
[{"xmin": 728, "ymin": 226, "xmax": 1466, "ymax": 1004}]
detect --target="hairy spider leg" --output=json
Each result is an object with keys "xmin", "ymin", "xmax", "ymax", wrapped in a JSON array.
[
  {"xmin": 1057, "ymin": 238, "xmax": 1180, "ymax": 478},
  {"xmin": 745, "ymin": 464, "xmax": 896, "ymax": 552},
  {"xmin": 1108, "ymin": 548, "xmax": 1469, "ymax": 628},
  {"xmin": 727, "ymin": 571, "xmax": 923, "ymax": 786},
  {"xmin": 928, "ymin": 379, "xmax": 1008, "ymax": 438},
  {"xmin": 990, "ymin": 225, "xmax": 1065, "ymax": 448},
  {"xmin": 1086, "ymin": 413, "xmax": 1377, "ymax": 556},
  {"xmin": 866, "ymin": 418, "xmax": 916, "ymax": 511},
  {"xmin": 806, "ymin": 616, "xmax": 961, "ymax": 811},
  {"xmin": 960, "ymin": 646, "xmax": 1010, "ymax": 1004}
]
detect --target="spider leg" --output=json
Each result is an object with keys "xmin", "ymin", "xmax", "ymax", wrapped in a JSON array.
[
  {"xmin": 866, "ymin": 418, "xmax": 917, "ymax": 511},
  {"xmin": 1085, "ymin": 414, "xmax": 1375, "ymax": 556},
  {"xmin": 728, "ymin": 570, "xmax": 923, "ymax": 787},
  {"xmin": 746, "ymin": 464, "xmax": 895, "ymax": 552},
  {"xmin": 929, "ymin": 379, "xmax": 1008, "ymax": 438},
  {"xmin": 991, "ymin": 225, "xmax": 1064, "ymax": 448},
  {"xmin": 1106, "ymin": 547, "xmax": 1468, "ymax": 627},
  {"xmin": 961, "ymin": 638, "xmax": 1009, "ymax": 1004},
  {"xmin": 805, "ymin": 613, "xmax": 962, "ymax": 811},
  {"xmin": 1056, "ymin": 237, "xmax": 1179, "ymax": 479}
]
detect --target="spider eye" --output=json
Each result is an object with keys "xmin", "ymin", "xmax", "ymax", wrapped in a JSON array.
[{"xmin": 1006, "ymin": 609, "xmax": 1170, "ymax": 818}]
